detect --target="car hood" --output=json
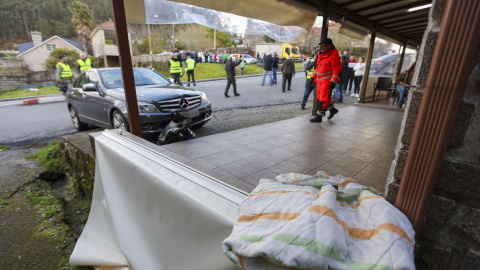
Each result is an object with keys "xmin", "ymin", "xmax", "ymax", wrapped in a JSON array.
[{"xmin": 106, "ymin": 84, "xmax": 202, "ymax": 103}]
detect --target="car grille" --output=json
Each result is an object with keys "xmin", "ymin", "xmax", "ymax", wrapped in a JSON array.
[{"xmin": 156, "ymin": 95, "xmax": 201, "ymax": 111}]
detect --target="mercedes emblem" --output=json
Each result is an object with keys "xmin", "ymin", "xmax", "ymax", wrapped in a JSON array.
[{"xmin": 179, "ymin": 98, "xmax": 189, "ymax": 109}]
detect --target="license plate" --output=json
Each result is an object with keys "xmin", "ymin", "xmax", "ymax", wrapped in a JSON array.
[{"xmin": 181, "ymin": 110, "xmax": 200, "ymax": 118}]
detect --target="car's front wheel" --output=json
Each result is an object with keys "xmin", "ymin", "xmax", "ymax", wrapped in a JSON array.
[
  {"xmin": 69, "ymin": 106, "xmax": 88, "ymax": 131},
  {"xmin": 112, "ymin": 110, "xmax": 130, "ymax": 132}
]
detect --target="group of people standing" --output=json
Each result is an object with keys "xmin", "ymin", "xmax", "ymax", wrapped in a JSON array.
[{"xmin": 333, "ymin": 53, "xmax": 366, "ymax": 103}]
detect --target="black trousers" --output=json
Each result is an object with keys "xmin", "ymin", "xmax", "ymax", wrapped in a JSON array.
[
  {"xmin": 354, "ymin": 75, "xmax": 363, "ymax": 94},
  {"xmin": 344, "ymin": 68, "xmax": 354, "ymax": 92},
  {"xmin": 225, "ymin": 75, "xmax": 238, "ymax": 95},
  {"xmin": 187, "ymin": 70, "xmax": 195, "ymax": 83},
  {"xmin": 282, "ymin": 73, "xmax": 292, "ymax": 92},
  {"xmin": 171, "ymin": 73, "xmax": 183, "ymax": 86}
]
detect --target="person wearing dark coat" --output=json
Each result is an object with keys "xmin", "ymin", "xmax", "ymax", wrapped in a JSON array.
[
  {"xmin": 281, "ymin": 55, "xmax": 295, "ymax": 92},
  {"xmin": 261, "ymin": 52, "xmax": 274, "ymax": 86},
  {"xmin": 224, "ymin": 56, "xmax": 242, "ymax": 97},
  {"xmin": 272, "ymin": 52, "xmax": 279, "ymax": 84},
  {"xmin": 334, "ymin": 55, "xmax": 349, "ymax": 103}
]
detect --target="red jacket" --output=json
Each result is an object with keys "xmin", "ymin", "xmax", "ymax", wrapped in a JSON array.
[{"xmin": 311, "ymin": 48, "xmax": 342, "ymax": 84}]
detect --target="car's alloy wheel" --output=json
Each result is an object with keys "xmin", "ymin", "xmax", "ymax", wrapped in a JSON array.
[
  {"xmin": 112, "ymin": 110, "xmax": 130, "ymax": 131},
  {"xmin": 69, "ymin": 106, "xmax": 87, "ymax": 131}
]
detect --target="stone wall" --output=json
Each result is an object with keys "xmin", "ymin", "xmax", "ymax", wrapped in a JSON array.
[
  {"xmin": 59, "ymin": 133, "xmax": 95, "ymax": 201},
  {"xmin": 0, "ymin": 71, "xmax": 56, "ymax": 91},
  {"xmin": 385, "ymin": 0, "xmax": 480, "ymax": 268}
]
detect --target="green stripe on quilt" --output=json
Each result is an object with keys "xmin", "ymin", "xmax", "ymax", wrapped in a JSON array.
[{"xmin": 233, "ymin": 233, "xmax": 394, "ymax": 269}]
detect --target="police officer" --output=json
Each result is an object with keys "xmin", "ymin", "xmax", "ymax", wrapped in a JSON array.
[
  {"xmin": 185, "ymin": 55, "xmax": 196, "ymax": 87},
  {"xmin": 168, "ymin": 53, "xmax": 183, "ymax": 86},
  {"xmin": 77, "ymin": 53, "xmax": 93, "ymax": 73},
  {"xmin": 56, "ymin": 55, "xmax": 74, "ymax": 97}
]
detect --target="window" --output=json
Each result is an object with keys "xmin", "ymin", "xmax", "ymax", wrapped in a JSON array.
[
  {"xmin": 73, "ymin": 73, "xmax": 87, "ymax": 88},
  {"xmin": 88, "ymin": 72, "xmax": 98, "ymax": 84},
  {"xmin": 285, "ymin": 48, "xmax": 290, "ymax": 55},
  {"xmin": 46, "ymin": 44, "xmax": 57, "ymax": 51}
]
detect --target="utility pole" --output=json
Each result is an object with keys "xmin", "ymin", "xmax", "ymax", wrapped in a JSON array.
[
  {"xmin": 147, "ymin": 24, "xmax": 152, "ymax": 55},
  {"xmin": 172, "ymin": 24, "xmax": 175, "ymax": 51},
  {"xmin": 214, "ymin": 27, "xmax": 216, "ymax": 50}
]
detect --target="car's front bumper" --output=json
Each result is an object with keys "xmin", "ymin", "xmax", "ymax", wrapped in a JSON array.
[{"xmin": 139, "ymin": 102, "xmax": 213, "ymax": 135}]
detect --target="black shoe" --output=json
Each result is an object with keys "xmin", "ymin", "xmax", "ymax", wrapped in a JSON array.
[
  {"xmin": 327, "ymin": 108, "xmax": 338, "ymax": 120},
  {"xmin": 310, "ymin": 115, "xmax": 323, "ymax": 122},
  {"xmin": 261, "ymin": 84, "xmax": 264, "ymax": 86},
  {"xmin": 270, "ymin": 84, "xmax": 273, "ymax": 86},
  {"xmin": 301, "ymin": 106, "xmax": 305, "ymax": 110},
  {"xmin": 234, "ymin": 93, "xmax": 240, "ymax": 96},
  {"xmin": 282, "ymin": 90, "xmax": 285, "ymax": 92},
  {"xmin": 187, "ymin": 84, "xmax": 190, "ymax": 87},
  {"xmin": 225, "ymin": 94, "xmax": 230, "ymax": 97},
  {"xmin": 193, "ymin": 83, "xmax": 196, "ymax": 86},
  {"xmin": 398, "ymin": 104, "xmax": 403, "ymax": 108},
  {"xmin": 287, "ymin": 88, "xmax": 291, "ymax": 91}
]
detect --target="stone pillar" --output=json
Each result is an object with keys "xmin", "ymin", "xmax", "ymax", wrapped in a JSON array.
[{"xmin": 385, "ymin": 0, "xmax": 480, "ymax": 267}]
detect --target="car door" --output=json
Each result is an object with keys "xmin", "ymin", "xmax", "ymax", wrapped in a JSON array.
[
  {"xmin": 69, "ymin": 73, "xmax": 88, "ymax": 119},
  {"xmin": 81, "ymin": 71, "xmax": 112, "ymax": 126}
]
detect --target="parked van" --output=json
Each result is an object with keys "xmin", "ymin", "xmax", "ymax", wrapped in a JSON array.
[{"xmin": 255, "ymin": 43, "xmax": 300, "ymax": 61}]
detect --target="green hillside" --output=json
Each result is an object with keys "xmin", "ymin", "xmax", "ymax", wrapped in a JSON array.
[{"xmin": 0, "ymin": 0, "xmax": 113, "ymax": 47}]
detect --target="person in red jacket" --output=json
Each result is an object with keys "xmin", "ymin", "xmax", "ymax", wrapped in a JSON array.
[{"xmin": 310, "ymin": 38, "xmax": 342, "ymax": 122}]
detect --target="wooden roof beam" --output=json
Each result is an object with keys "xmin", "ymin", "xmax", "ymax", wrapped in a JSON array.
[
  {"xmin": 376, "ymin": 9, "xmax": 430, "ymax": 24},
  {"xmin": 384, "ymin": 17, "xmax": 428, "ymax": 27},
  {"xmin": 352, "ymin": 0, "xmax": 405, "ymax": 13},
  {"xmin": 364, "ymin": 0, "xmax": 431, "ymax": 17}
]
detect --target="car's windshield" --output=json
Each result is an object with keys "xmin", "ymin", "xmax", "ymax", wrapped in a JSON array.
[
  {"xmin": 291, "ymin": 47, "xmax": 299, "ymax": 54},
  {"xmin": 244, "ymin": 55, "xmax": 254, "ymax": 59},
  {"xmin": 99, "ymin": 69, "xmax": 171, "ymax": 89}
]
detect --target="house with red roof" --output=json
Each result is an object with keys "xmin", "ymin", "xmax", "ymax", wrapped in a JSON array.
[{"xmin": 90, "ymin": 21, "xmax": 136, "ymax": 67}]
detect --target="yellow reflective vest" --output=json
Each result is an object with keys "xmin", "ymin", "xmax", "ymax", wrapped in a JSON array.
[
  {"xmin": 185, "ymin": 58, "xmax": 195, "ymax": 70},
  {"xmin": 307, "ymin": 59, "xmax": 315, "ymax": 79},
  {"xmin": 170, "ymin": 60, "xmax": 182, "ymax": 74},
  {"xmin": 77, "ymin": 58, "xmax": 92, "ymax": 72},
  {"xmin": 57, "ymin": 62, "xmax": 73, "ymax": 77}
]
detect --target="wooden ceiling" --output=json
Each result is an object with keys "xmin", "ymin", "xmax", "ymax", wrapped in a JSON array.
[{"xmin": 295, "ymin": 0, "xmax": 432, "ymax": 46}]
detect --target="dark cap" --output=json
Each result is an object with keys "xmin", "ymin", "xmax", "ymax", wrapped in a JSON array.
[{"xmin": 318, "ymin": 38, "xmax": 333, "ymax": 46}]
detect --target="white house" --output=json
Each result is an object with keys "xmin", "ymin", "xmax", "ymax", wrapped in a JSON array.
[{"xmin": 17, "ymin": 31, "xmax": 85, "ymax": 72}]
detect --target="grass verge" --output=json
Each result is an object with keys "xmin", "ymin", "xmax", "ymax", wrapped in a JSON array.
[
  {"xmin": 0, "ymin": 145, "xmax": 11, "ymax": 152},
  {"xmin": 0, "ymin": 85, "xmax": 60, "ymax": 99}
]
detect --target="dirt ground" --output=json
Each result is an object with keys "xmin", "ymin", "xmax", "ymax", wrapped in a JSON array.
[{"xmin": 0, "ymin": 145, "xmax": 66, "ymax": 269}]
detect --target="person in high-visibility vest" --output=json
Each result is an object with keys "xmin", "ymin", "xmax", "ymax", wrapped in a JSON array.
[
  {"xmin": 77, "ymin": 53, "xmax": 93, "ymax": 73},
  {"xmin": 56, "ymin": 55, "xmax": 74, "ymax": 97},
  {"xmin": 185, "ymin": 55, "xmax": 196, "ymax": 87},
  {"xmin": 310, "ymin": 38, "xmax": 342, "ymax": 122},
  {"xmin": 301, "ymin": 55, "xmax": 316, "ymax": 110},
  {"xmin": 168, "ymin": 53, "xmax": 183, "ymax": 86}
]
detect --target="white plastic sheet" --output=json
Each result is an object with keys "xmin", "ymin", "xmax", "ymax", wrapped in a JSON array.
[
  {"xmin": 141, "ymin": 0, "xmax": 316, "ymax": 43},
  {"xmin": 70, "ymin": 130, "xmax": 247, "ymax": 269}
]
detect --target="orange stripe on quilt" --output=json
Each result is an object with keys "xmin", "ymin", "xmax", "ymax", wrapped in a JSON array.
[
  {"xmin": 239, "ymin": 211, "xmax": 301, "ymax": 222},
  {"xmin": 308, "ymin": 205, "xmax": 413, "ymax": 243}
]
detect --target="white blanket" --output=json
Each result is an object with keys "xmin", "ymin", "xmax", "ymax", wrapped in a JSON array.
[{"xmin": 223, "ymin": 172, "xmax": 415, "ymax": 270}]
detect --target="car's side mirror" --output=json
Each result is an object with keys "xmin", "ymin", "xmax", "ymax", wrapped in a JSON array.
[{"xmin": 83, "ymin": 83, "xmax": 98, "ymax": 91}]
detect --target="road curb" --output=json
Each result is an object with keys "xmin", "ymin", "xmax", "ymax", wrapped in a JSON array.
[{"xmin": 21, "ymin": 96, "xmax": 65, "ymax": 105}]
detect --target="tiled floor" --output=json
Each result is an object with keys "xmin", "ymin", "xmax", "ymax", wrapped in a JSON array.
[{"xmin": 157, "ymin": 105, "xmax": 404, "ymax": 195}]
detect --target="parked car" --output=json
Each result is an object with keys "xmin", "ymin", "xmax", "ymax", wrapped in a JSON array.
[
  {"xmin": 228, "ymin": 54, "xmax": 257, "ymax": 65},
  {"xmin": 66, "ymin": 68, "xmax": 212, "ymax": 138},
  {"xmin": 370, "ymin": 53, "xmax": 415, "ymax": 76}
]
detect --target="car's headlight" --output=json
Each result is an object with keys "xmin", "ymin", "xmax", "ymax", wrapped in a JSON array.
[
  {"xmin": 138, "ymin": 102, "xmax": 159, "ymax": 113},
  {"xmin": 201, "ymin": 92, "xmax": 208, "ymax": 104}
]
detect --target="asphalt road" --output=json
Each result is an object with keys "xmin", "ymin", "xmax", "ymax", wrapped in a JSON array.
[{"xmin": 0, "ymin": 74, "xmax": 324, "ymax": 147}]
